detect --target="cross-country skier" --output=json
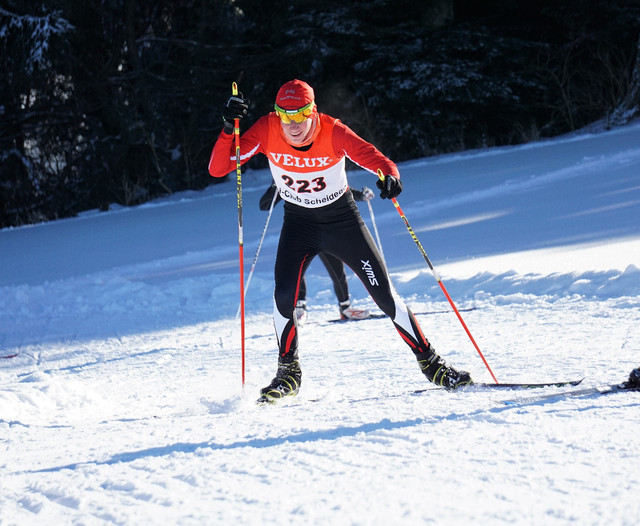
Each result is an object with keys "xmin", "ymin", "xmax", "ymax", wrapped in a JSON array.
[
  {"xmin": 259, "ymin": 182, "xmax": 374, "ymax": 323},
  {"xmin": 208, "ymin": 79, "xmax": 473, "ymax": 402}
]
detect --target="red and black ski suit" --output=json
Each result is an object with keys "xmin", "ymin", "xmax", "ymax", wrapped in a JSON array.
[{"xmin": 208, "ymin": 112, "xmax": 432, "ymax": 363}]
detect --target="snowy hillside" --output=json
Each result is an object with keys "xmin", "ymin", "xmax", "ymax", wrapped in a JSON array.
[{"xmin": 1, "ymin": 123, "xmax": 640, "ymax": 525}]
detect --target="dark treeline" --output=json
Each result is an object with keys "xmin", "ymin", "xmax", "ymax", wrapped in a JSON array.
[{"xmin": 2, "ymin": 0, "xmax": 640, "ymax": 227}]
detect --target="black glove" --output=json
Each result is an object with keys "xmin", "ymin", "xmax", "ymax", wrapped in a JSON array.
[
  {"xmin": 360, "ymin": 186, "xmax": 375, "ymax": 201},
  {"xmin": 376, "ymin": 175, "xmax": 403, "ymax": 199},
  {"xmin": 221, "ymin": 93, "xmax": 250, "ymax": 134},
  {"xmin": 259, "ymin": 184, "xmax": 280, "ymax": 210},
  {"xmin": 351, "ymin": 186, "xmax": 375, "ymax": 202}
]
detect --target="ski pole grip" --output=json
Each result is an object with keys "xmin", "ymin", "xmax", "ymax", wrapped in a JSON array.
[
  {"xmin": 377, "ymin": 169, "xmax": 398, "ymax": 203},
  {"xmin": 377, "ymin": 168, "xmax": 401, "ymax": 207}
]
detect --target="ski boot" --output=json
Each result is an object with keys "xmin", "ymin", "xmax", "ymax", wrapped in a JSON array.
[
  {"xmin": 295, "ymin": 300, "xmax": 308, "ymax": 326},
  {"xmin": 257, "ymin": 360, "xmax": 302, "ymax": 404},
  {"xmin": 339, "ymin": 300, "xmax": 370, "ymax": 321},
  {"xmin": 627, "ymin": 367, "xmax": 640, "ymax": 388},
  {"xmin": 417, "ymin": 344, "xmax": 472, "ymax": 389}
]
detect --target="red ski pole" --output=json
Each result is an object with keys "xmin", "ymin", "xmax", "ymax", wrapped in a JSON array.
[
  {"xmin": 377, "ymin": 169, "xmax": 498, "ymax": 383},
  {"xmin": 233, "ymin": 82, "xmax": 246, "ymax": 388}
]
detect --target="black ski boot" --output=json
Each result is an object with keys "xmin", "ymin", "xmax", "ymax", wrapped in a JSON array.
[
  {"xmin": 417, "ymin": 344, "xmax": 472, "ymax": 389},
  {"xmin": 257, "ymin": 360, "xmax": 302, "ymax": 404},
  {"xmin": 627, "ymin": 367, "xmax": 640, "ymax": 388}
]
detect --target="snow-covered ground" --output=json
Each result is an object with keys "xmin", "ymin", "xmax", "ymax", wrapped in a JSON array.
[{"xmin": 1, "ymin": 122, "xmax": 640, "ymax": 525}]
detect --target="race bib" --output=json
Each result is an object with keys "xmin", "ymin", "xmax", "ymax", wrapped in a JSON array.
[{"xmin": 268, "ymin": 157, "xmax": 348, "ymax": 208}]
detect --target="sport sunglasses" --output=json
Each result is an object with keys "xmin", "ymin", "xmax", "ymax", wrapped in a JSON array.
[{"xmin": 274, "ymin": 101, "xmax": 316, "ymax": 124}]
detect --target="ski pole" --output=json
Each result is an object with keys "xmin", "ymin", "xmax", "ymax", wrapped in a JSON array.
[
  {"xmin": 366, "ymin": 200, "xmax": 387, "ymax": 267},
  {"xmin": 235, "ymin": 188, "xmax": 278, "ymax": 320},
  {"xmin": 233, "ymin": 82, "xmax": 246, "ymax": 388},
  {"xmin": 376, "ymin": 169, "xmax": 498, "ymax": 383}
]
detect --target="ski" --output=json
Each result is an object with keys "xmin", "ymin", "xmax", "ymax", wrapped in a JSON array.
[
  {"xmin": 256, "ymin": 394, "xmax": 301, "ymax": 406},
  {"xmin": 413, "ymin": 378, "xmax": 584, "ymax": 394},
  {"xmin": 327, "ymin": 313, "xmax": 387, "ymax": 323},
  {"xmin": 256, "ymin": 379, "xmax": 584, "ymax": 405},
  {"xmin": 327, "ymin": 307, "xmax": 477, "ymax": 323},
  {"xmin": 255, "ymin": 370, "xmax": 640, "ymax": 406},
  {"xmin": 501, "ymin": 367, "xmax": 640, "ymax": 405},
  {"xmin": 256, "ymin": 395, "xmax": 275, "ymax": 405},
  {"xmin": 501, "ymin": 381, "xmax": 640, "ymax": 406},
  {"xmin": 1, "ymin": 353, "xmax": 19, "ymax": 359}
]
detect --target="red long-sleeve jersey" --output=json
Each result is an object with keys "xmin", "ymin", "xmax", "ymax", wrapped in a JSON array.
[{"xmin": 208, "ymin": 112, "xmax": 399, "ymax": 209}]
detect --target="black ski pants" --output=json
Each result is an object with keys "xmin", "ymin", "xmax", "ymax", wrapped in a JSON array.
[
  {"xmin": 298, "ymin": 252, "xmax": 349, "ymax": 305},
  {"xmin": 272, "ymin": 192, "xmax": 430, "ymax": 362}
]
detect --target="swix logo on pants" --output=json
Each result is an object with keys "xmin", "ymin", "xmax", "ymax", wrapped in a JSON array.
[{"xmin": 361, "ymin": 260, "xmax": 379, "ymax": 286}]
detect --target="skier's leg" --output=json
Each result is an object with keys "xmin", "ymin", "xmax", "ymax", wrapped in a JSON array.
[
  {"xmin": 294, "ymin": 275, "xmax": 309, "ymax": 324},
  {"xmin": 272, "ymin": 216, "xmax": 317, "ymax": 363},
  {"xmin": 298, "ymin": 275, "xmax": 307, "ymax": 302},
  {"xmin": 318, "ymin": 251, "xmax": 370, "ymax": 319},
  {"xmin": 325, "ymin": 221, "xmax": 471, "ymax": 388},
  {"xmin": 318, "ymin": 252, "xmax": 349, "ymax": 304},
  {"xmin": 262, "ymin": 221, "xmax": 317, "ymax": 402},
  {"xmin": 273, "ymin": 248, "xmax": 312, "ymax": 363}
]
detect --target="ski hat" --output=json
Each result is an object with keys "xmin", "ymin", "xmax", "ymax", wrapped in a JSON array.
[{"xmin": 275, "ymin": 79, "xmax": 315, "ymax": 110}]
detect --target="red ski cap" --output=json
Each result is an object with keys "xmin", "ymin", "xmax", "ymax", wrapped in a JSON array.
[{"xmin": 275, "ymin": 79, "xmax": 315, "ymax": 111}]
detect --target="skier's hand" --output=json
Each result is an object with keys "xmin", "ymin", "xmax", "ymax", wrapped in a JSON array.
[
  {"xmin": 221, "ymin": 93, "xmax": 250, "ymax": 134},
  {"xmin": 376, "ymin": 175, "xmax": 402, "ymax": 199},
  {"xmin": 259, "ymin": 184, "xmax": 278, "ymax": 210},
  {"xmin": 360, "ymin": 186, "xmax": 375, "ymax": 201}
]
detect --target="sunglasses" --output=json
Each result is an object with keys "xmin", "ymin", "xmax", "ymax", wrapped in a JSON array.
[{"xmin": 274, "ymin": 101, "xmax": 315, "ymax": 124}]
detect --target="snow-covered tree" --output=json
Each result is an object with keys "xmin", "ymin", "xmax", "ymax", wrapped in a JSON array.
[{"xmin": 1, "ymin": 5, "xmax": 74, "ymax": 225}]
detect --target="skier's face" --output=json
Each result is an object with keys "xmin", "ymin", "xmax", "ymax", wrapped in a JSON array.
[{"xmin": 280, "ymin": 116, "xmax": 314, "ymax": 145}]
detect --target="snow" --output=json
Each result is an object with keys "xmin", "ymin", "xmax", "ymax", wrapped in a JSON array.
[{"xmin": 2, "ymin": 122, "xmax": 640, "ymax": 525}]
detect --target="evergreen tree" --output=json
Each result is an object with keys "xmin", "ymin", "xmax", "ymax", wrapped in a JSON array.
[{"xmin": 1, "ymin": 0, "xmax": 639, "ymax": 227}]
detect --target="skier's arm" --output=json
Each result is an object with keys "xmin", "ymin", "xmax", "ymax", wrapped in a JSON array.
[
  {"xmin": 333, "ymin": 122, "xmax": 402, "ymax": 199},
  {"xmin": 259, "ymin": 183, "xmax": 282, "ymax": 210},
  {"xmin": 333, "ymin": 122, "xmax": 400, "ymax": 179},
  {"xmin": 208, "ymin": 117, "xmax": 267, "ymax": 178}
]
